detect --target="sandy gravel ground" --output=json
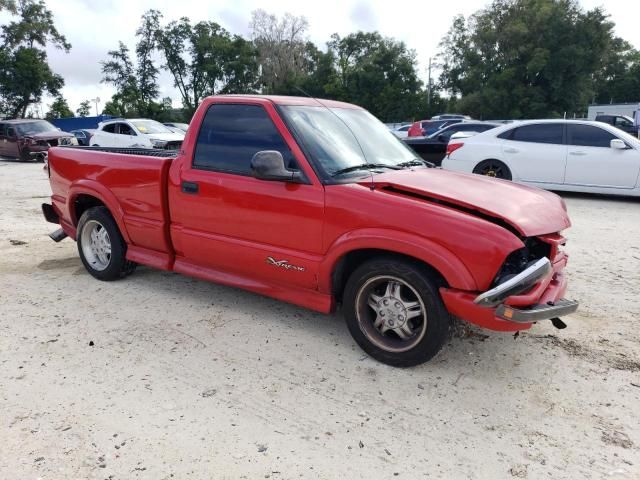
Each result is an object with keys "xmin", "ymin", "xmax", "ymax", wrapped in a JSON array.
[{"xmin": 1, "ymin": 160, "xmax": 639, "ymax": 479}]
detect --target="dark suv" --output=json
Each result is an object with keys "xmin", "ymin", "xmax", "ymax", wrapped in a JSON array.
[
  {"xmin": 595, "ymin": 115, "xmax": 638, "ymax": 136},
  {"xmin": 0, "ymin": 119, "xmax": 76, "ymax": 161}
]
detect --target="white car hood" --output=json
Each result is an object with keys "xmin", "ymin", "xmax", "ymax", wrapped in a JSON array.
[{"xmin": 144, "ymin": 132, "xmax": 185, "ymax": 141}]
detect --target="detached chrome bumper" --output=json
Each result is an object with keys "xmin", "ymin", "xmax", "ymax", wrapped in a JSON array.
[
  {"xmin": 474, "ymin": 258, "xmax": 552, "ymax": 307},
  {"xmin": 496, "ymin": 299, "xmax": 579, "ymax": 324}
]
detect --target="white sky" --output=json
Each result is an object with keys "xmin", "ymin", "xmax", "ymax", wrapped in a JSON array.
[{"xmin": 23, "ymin": 0, "xmax": 640, "ymax": 114}]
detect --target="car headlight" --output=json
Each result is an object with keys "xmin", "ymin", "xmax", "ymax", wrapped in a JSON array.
[{"xmin": 150, "ymin": 138, "xmax": 167, "ymax": 149}]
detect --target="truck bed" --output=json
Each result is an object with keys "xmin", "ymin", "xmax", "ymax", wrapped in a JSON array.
[{"xmin": 48, "ymin": 146, "xmax": 176, "ymax": 266}]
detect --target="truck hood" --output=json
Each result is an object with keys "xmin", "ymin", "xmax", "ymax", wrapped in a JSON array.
[
  {"xmin": 367, "ymin": 168, "xmax": 571, "ymax": 237},
  {"xmin": 29, "ymin": 131, "xmax": 74, "ymax": 140}
]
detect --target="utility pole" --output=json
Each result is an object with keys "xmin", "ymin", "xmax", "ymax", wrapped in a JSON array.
[{"xmin": 92, "ymin": 97, "xmax": 100, "ymax": 116}]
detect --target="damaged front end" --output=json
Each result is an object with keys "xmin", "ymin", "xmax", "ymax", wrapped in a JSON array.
[{"xmin": 440, "ymin": 233, "xmax": 578, "ymax": 331}]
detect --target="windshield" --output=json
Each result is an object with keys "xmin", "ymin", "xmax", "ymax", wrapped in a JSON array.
[
  {"xmin": 15, "ymin": 121, "xmax": 58, "ymax": 135},
  {"xmin": 280, "ymin": 105, "xmax": 419, "ymax": 177},
  {"xmin": 172, "ymin": 123, "xmax": 189, "ymax": 131},
  {"xmin": 131, "ymin": 120, "xmax": 173, "ymax": 135}
]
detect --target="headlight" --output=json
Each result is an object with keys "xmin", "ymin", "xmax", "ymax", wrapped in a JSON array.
[{"xmin": 150, "ymin": 138, "xmax": 167, "ymax": 149}]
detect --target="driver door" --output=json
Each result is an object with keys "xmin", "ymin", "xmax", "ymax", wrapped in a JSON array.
[
  {"xmin": 169, "ymin": 102, "xmax": 325, "ymax": 290},
  {"xmin": 115, "ymin": 122, "xmax": 138, "ymax": 147}
]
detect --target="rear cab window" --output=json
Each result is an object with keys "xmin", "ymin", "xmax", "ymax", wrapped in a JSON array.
[{"xmin": 193, "ymin": 104, "xmax": 297, "ymax": 175}]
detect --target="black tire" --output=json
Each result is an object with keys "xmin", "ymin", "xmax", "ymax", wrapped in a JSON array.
[
  {"xmin": 76, "ymin": 206, "xmax": 136, "ymax": 281},
  {"xmin": 473, "ymin": 159, "xmax": 512, "ymax": 180},
  {"xmin": 343, "ymin": 257, "xmax": 450, "ymax": 367}
]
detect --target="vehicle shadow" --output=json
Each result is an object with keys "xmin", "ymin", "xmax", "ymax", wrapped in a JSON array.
[
  {"xmin": 120, "ymin": 266, "xmax": 563, "ymax": 378},
  {"xmin": 554, "ymin": 190, "xmax": 640, "ymax": 203}
]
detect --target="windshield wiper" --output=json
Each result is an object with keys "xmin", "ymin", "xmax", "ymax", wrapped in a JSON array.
[
  {"xmin": 331, "ymin": 163, "xmax": 402, "ymax": 177},
  {"xmin": 397, "ymin": 159, "xmax": 435, "ymax": 168}
]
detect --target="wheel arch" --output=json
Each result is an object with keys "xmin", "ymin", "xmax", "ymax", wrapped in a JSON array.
[
  {"xmin": 67, "ymin": 180, "xmax": 131, "ymax": 243},
  {"xmin": 319, "ymin": 229, "xmax": 478, "ymax": 305}
]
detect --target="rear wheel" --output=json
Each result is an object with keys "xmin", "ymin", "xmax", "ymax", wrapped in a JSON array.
[
  {"xmin": 473, "ymin": 159, "xmax": 512, "ymax": 180},
  {"xmin": 343, "ymin": 257, "xmax": 450, "ymax": 367},
  {"xmin": 77, "ymin": 206, "xmax": 136, "ymax": 281}
]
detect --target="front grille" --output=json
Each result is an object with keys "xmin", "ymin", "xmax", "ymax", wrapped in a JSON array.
[
  {"xmin": 47, "ymin": 139, "xmax": 59, "ymax": 147},
  {"xmin": 492, "ymin": 237, "xmax": 552, "ymax": 287}
]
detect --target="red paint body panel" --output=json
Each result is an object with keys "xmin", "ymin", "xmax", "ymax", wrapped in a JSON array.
[
  {"xmin": 46, "ymin": 94, "xmax": 575, "ymax": 331},
  {"xmin": 369, "ymin": 169, "xmax": 571, "ymax": 237}
]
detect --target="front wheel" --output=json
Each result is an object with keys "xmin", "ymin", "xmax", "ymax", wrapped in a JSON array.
[
  {"xmin": 473, "ymin": 159, "xmax": 512, "ymax": 180},
  {"xmin": 77, "ymin": 206, "xmax": 136, "ymax": 281},
  {"xmin": 343, "ymin": 258, "xmax": 450, "ymax": 367}
]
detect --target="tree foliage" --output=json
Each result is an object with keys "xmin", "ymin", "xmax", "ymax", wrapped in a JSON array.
[
  {"xmin": 101, "ymin": 10, "xmax": 164, "ymax": 118},
  {"xmin": 157, "ymin": 17, "xmax": 259, "ymax": 115},
  {"xmin": 250, "ymin": 10, "xmax": 311, "ymax": 94},
  {"xmin": 76, "ymin": 99, "xmax": 91, "ymax": 117},
  {"xmin": 438, "ymin": 0, "xmax": 627, "ymax": 119},
  {"xmin": 0, "ymin": 0, "xmax": 70, "ymax": 118},
  {"xmin": 593, "ymin": 38, "xmax": 640, "ymax": 104},
  {"xmin": 327, "ymin": 32, "xmax": 424, "ymax": 121},
  {"xmin": 45, "ymin": 95, "xmax": 73, "ymax": 119}
]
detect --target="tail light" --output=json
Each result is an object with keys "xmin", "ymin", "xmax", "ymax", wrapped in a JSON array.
[{"xmin": 447, "ymin": 142, "xmax": 464, "ymax": 156}]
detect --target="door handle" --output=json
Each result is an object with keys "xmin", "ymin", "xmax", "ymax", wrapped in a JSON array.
[
  {"xmin": 569, "ymin": 151, "xmax": 586, "ymax": 156},
  {"xmin": 504, "ymin": 148, "xmax": 519, "ymax": 153},
  {"xmin": 181, "ymin": 181, "xmax": 199, "ymax": 194}
]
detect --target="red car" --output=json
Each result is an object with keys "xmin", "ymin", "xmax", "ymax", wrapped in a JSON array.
[
  {"xmin": 0, "ymin": 119, "xmax": 76, "ymax": 161},
  {"xmin": 42, "ymin": 95, "xmax": 578, "ymax": 367},
  {"xmin": 407, "ymin": 119, "xmax": 460, "ymax": 137}
]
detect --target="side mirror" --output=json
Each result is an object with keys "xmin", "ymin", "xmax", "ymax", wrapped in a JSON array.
[
  {"xmin": 437, "ymin": 134, "xmax": 445, "ymax": 142},
  {"xmin": 250, "ymin": 150, "xmax": 303, "ymax": 183},
  {"xmin": 610, "ymin": 139, "xmax": 627, "ymax": 150}
]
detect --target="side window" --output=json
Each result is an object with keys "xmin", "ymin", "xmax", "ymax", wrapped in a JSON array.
[
  {"xmin": 102, "ymin": 123, "xmax": 116, "ymax": 134},
  {"xmin": 0, "ymin": 124, "xmax": 6, "ymax": 136},
  {"xmin": 193, "ymin": 104, "xmax": 296, "ymax": 175},
  {"xmin": 567, "ymin": 124, "xmax": 617, "ymax": 148},
  {"xmin": 616, "ymin": 117, "xmax": 632, "ymax": 127},
  {"xmin": 118, "ymin": 123, "xmax": 134, "ymax": 135},
  {"xmin": 509, "ymin": 124, "xmax": 564, "ymax": 145}
]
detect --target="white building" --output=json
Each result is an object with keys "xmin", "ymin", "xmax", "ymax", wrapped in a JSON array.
[{"xmin": 587, "ymin": 102, "xmax": 640, "ymax": 120}]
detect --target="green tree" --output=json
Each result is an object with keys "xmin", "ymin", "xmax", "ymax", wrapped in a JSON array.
[
  {"xmin": 45, "ymin": 95, "xmax": 73, "ymax": 119},
  {"xmin": 157, "ymin": 16, "xmax": 259, "ymax": 115},
  {"xmin": 101, "ymin": 10, "xmax": 162, "ymax": 117},
  {"xmin": 593, "ymin": 38, "xmax": 640, "ymax": 104},
  {"xmin": 326, "ymin": 32, "xmax": 424, "ymax": 121},
  {"xmin": 438, "ymin": 0, "xmax": 618, "ymax": 119},
  {"xmin": 0, "ymin": 0, "xmax": 70, "ymax": 118},
  {"xmin": 250, "ymin": 10, "xmax": 311, "ymax": 94},
  {"xmin": 76, "ymin": 99, "xmax": 91, "ymax": 117}
]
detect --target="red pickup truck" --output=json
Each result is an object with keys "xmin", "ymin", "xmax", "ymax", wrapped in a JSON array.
[{"xmin": 42, "ymin": 95, "xmax": 578, "ymax": 367}]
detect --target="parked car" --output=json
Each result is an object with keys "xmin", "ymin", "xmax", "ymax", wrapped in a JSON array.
[
  {"xmin": 404, "ymin": 122, "xmax": 499, "ymax": 165},
  {"xmin": 443, "ymin": 119, "xmax": 640, "ymax": 196},
  {"xmin": 430, "ymin": 114, "xmax": 470, "ymax": 121},
  {"xmin": 594, "ymin": 115, "xmax": 638, "ymax": 136},
  {"xmin": 391, "ymin": 124, "xmax": 412, "ymax": 139},
  {"xmin": 90, "ymin": 119, "xmax": 184, "ymax": 150},
  {"xmin": 0, "ymin": 119, "xmax": 76, "ymax": 161},
  {"xmin": 70, "ymin": 129, "xmax": 96, "ymax": 146},
  {"xmin": 42, "ymin": 95, "xmax": 577, "ymax": 367},
  {"xmin": 407, "ymin": 119, "xmax": 462, "ymax": 137},
  {"xmin": 163, "ymin": 122, "xmax": 190, "ymax": 133}
]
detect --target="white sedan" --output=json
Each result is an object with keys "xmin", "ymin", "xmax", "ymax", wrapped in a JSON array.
[
  {"xmin": 442, "ymin": 119, "xmax": 640, "ymax": 196},
  {"xmin": 90, "ymin": 118, "xmax": 185, "ymax": 150}
]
